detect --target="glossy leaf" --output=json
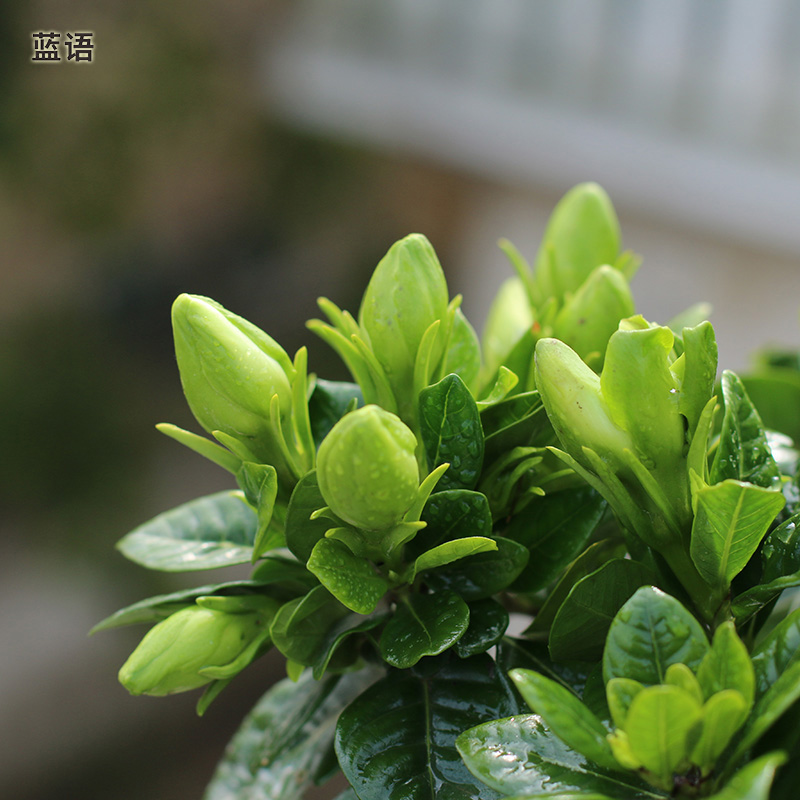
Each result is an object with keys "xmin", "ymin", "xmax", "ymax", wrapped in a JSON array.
[
  {"xmin": 696, "ymin": 621, "xmax": 755, "ymax": 708},
  {"xmin": 509, "ymin": 669, "xmax": 618, "ymax": 770},
  {"xmin": 410, "ymin": 537, "xmax": 498, "ymax": 582},
  {"xmin": 308, "ymin": 378, "xmax": 363, "ymax": 447},
  {"xmin": 270, "ymin": 586, "xmax": 351, "ymax": 666},
  {"xmin": 285, "ymin": 471, "xmax": 330, "ymax": 563},
  {"xmin": 457, "ymin": 714, "xmax": 663, "ymax": 800},
  {"xmin": 482, "ymin": 391, "xmax": 551, "ymax": 461},
  {"xmin": 312, "ymin": 610, "xmax": 390, "ymax": 680},
  {"xmin": 711, "ymin": 371, "xmax": 781, "ymax": 489},
  {"xmin": 425, "ymin": 537, "xmax": 529, "ymax": 600},
  {"xmin": 307, "ymin": 538, "xmax": 389, "ymax": 614},
  {"xmin": 690, "ymin": 480, "xmax": 784, "ymax": 592},
  {"xmin": 379, "ymin": 591, "xmax": 469, "ymax": 668},
  {"xmin": 752, "ymin": 608, "xmax": 800, "ymax": 697},
  {"xmin": 710, "ymin": 752, "xmax": 786, "ymax": 800},
  {"xmin": 504, "ymin": 487, "xmax": 606, "ymax": 593},
  {"xmin": 497, "ymin": 638, "xmax": 591, "ymax": 696},
  {"xmin": 603, "ymin": 587, "xmax": 709, "ymax": 685},
  {"xmin": 528, "ymin": 539, "xmax": 626, "ymax": 634},
  {"xmin": 419, "ymin": 373, "xmax": 484, "ymax": 491},
  {"xmin": 337, "ymin": 654, "xmax": 518, "ymax": 800},
  {"xmin": 549, "ymin": 559, "xmax": 655, "ymax": 662},
  {"xmin": 412, "ymin": 490, "xmax": 493, "ymax": 557},
  {"xmin": 454, "ymin": 599, "xmax": 509, "ymax": 658},
  {"xmin": 116, "ymin": 491, "xmax": 257, "ymax": 571},
  {"xmin": 204, "ymin": 667, "xmax": 381, "ymax": 800},
  {"xmin": 626, "ymin": 685, "xmax": 702, "ymax": 786}
]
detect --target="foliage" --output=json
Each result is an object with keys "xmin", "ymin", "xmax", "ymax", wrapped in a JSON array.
[{"xmin": 96, "ymin": 183, "xmax": 800, "ymax": 798}]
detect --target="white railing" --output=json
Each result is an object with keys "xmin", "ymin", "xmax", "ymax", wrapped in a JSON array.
[{"xmin": 266, "ymin": 0, "xmax": 800, "ymax": 255}]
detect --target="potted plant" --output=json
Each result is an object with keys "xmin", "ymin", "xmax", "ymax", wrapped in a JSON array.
[{"xmin": 94, "ymin": 183, "xmax": 800, "ymax": 799}]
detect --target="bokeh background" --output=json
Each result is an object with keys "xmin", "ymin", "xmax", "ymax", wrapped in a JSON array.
[{"xmin": 3, "ymin": 2, "xmax": 800, "ymax": 798}]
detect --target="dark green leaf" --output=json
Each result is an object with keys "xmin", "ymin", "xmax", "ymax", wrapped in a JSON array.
[
  {"xmin": 90, "ymin": 580, "xmax": 273, "ymax": 634},
  {"xmin": 496, "ymin": 638, "xmax": 590, "ymax": 695},
  {"xmin": 690, "ymin": 480, "xmax": 785, "ymax": 592},
  {"xmin": 751, "ymin": 607, "xmax": 800, "ymax": 698},
  {"xmin": 379, "ymin": 590, "xmax": 469, "ymax": 668},
  {"xmin": 410, "ymin": 490, "xmax": 492, "ymax": 559},
  {"xmin": 504, "ymin": 487, "xmax": 606, "ymax": 593},
  {"xmin": 116, "ymin": 491, "xmax": 257, "ymax": 571},
  {"xmin": 741, "ymin": 370, "xmax": 800, "ymax": 444},
  {"xmin": 309, "ymin": 379, "xmax": 363, "ymax": 447},
  {"xmin": 711, "ymin": 371, "xmax": 781, "ymax": 489},
  {"xmin": 204, "ymin": 667, "xmax": 381, "ymax": 800},
  {"xmin": 419, "ymin": 374, "xmax": 484, "ymax": 491},
  {"xmin": 454, "ymin": 599, "xmax": 509, "ymax": 658},
  {"xmin": 549, "ymin": 559, "xmax": 655, "ymax": 662},
  {"xmin": 425, "ymin": 537, "xmax": 529, "ymax": 600},
  {"xmin": 528, "ymin": 539, "xmax": 626, "ymax": 634},
  {"xmin": 457, "ymin": 714, "xmax": 664, "ymax": 799},
  {"xmin": 481, "ymin": 391, "xmax": 551, "ymax": 461},
  {"xmin": 313, "ymin": 610, "xmax": 390, "ymax": 680},
  {"xmin": 270, "ymin": 585, "xmax": 351, "ymax": 666},
  {"xmin": 307, "ymin": 538, "xmax": 389, "ymax": 614},
  {"xmin": 410, "ymin": 537, "xmax": 498, "ymax": 582},
  {"xmin": 285, "ymin": 471, "xmax": 330, "ymax": 563},
  {"xmin": 603, "ymin": 587, "xmax": 709, "ymax": 685},
  {"xmin": 336, "ymin": 654, "xmax": 518, "ymax": 800}
]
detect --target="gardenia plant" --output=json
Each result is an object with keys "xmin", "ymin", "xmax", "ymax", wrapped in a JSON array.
[{"xmin": 94, "ymin": 183, "xmax": 800, "ymax": 800}]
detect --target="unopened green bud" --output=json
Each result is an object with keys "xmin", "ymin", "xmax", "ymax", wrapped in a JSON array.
[
  {"xmin": 317, "ymin": 405, "xmax": 419, "ymax": 531},
  {"xmin": 534, "ymin": 337, "xmax": 635, "ymax": 474},
  {"xmin": 534, "ymin": 183, "xmax": 621, "ymax": 303},
  {"xmin": 358, "ymin": 234, "xmax": 449, "ymax": 412},
  {"xmin": 118, "ymin": 598, "xmax": 276, "ymax": 696},
  {"xmin": 481, "ymin": 276, "xmax": 534, "ymax": 378},
  {"xmin": 172, "ymin": 294, "xmax": 292, "ymax": 464},
  {"xmin": 553, "ymin": 265, "xmax": 634, "ymax": 366}
]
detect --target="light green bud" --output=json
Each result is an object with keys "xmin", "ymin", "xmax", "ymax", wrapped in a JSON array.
[
  {"xmin": 534, "ymin": 337, "xmax": 635, "ymax": 475},
  {"xmin": 552, "ymin": 265, "xmax": 634, "ymax": 366},
  {"xmin": 118, "ymin": 598, "xmax": 275, "ymax": 696},
  {"xmin": 358, "ymin": 234, "xmax": 449, "ymax": 414},
  {"xmin": 534, "ymin": 183, "xmax": 621, "ymax": 303},
  {"xmin": 171, "ymin": 294, "xmax": 292, "ymax": 464},
  {"xmin": 316, "ymin": 405, "xmax": 419, "ymax": 532},
  {"xmin": 481, "ymin": 276, "xmax": 534, "ymax": 378}
]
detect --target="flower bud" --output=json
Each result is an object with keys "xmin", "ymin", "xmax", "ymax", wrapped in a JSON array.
[
  {"xmin": 553, "ymin": 265, "xmax": 634, "ymax": 366},
  {"xmin": 481, "ymin": 276, "xmax": 534, "ymax": 378},
  {"xmin": 316, "ymin": 405, "xmax": 419, "ymax": 531},
  {"xmin": 534, "ymin": 183, "xmax": 621, "ymax": 303},
  {"xmin": 534, "ymin": 337, "xmax": 635, "ymax": 475},
  {"xmin": 118, "ymin": 598, "xmax": 275, "ymax": 696},
  {"xmin": 358, "ymin": 234, "xmax": 449, "ymax": 413},
  {"xmin": 172, "ymin": 294, "xmax": 292, "ymax": 464}
]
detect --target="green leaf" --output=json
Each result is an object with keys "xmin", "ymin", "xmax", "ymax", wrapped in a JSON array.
[
  {"xmin": 156, "ymin": 422, "xmax": 241, "ymax": 473},
  {"xmin": 603, "ymin": 587, "xmax": 710, "ymax": 685},
  {"xmin": 709, "ymin": 752, "xmax": 786, "ymax": 800},
  {"xmin": 529, "ymin": 539, "xmax": 626, "ymax": 634},
  {"xmin": 425, "ymin": 537, "xmax": 529, "ymax": 601},
  {"xmin": 116, "ymin": 491, "xmax": 258, "ymax": 571},
  {"xmin": 312, "ymin": 610, "xmax": 390, "ymax": 680},
  {"xmin": 482, "ymin": 391, "xmax": 551, "ymax": 462},
  {"xmin": 90, "ymin": 580, "xmax": 275, "ymax": 634},
  {"xmin": 606, "ymin": 678, "xmax": 644, "ymax": 729},
  {"xmin": 270, "ymin": 585, "xmax": 351, "ymax": 666},
  {"xmin": 285, "ymin": 471, "xmax": 330, "ymax": 563},
  {"xmin": 454, "ymin": 599, "xmax": 509, "ymax": 658},
  {"xmin": 307, "ymin": 538, "xmax": 389, "ymax": 614},
  {"xmin": 457, "ymin": 714, "xmax": 663, "ymax": 800},
  {"xmin": 445, "ymin": 308, "xmax": 482, "ymax": 391},
  {"xmin": 497, "ymin": 638, "xmax": 591, "ymax": 695},
  {"xmin": 337, "ymin": 654, "xmax": 518, "ymax": 800},
  {"xmin": 236, "ymin": 462, "xmax": 281, "ymax": 560},
  {"xmin": 690, "ymin": 479, "xmax": 785, "ymax": 592},
  {"xmin": 696, "ymin": 621, "xmax": 755, "ymax": 709},
  {"xmin": 410, "ymin": 490, "xmax": 492, "ymax": 558},
  {"xmin": 419, "ymin": 373, "xmax": 485, "ymax": 491},
  {"xmin": 204, "ymin": 667, "xmax": 381, "ymax": 800},
  {"xmin": 476, "ymin": 366, "xmax": 518, "ymax": 412},
  {"xmin": 410, "ymin": 537, "xmax": 498, "ymax": 582},
  {"xmin": 509, "ymin": 669, "xmax": 618, "ymax": 770},
  {"xmin": 690, "ymin": 690, "xmax": 748, "ymax": 773},
  {"xmin": 549, "ymin": 559, "xmax": 655, "ymax": 662},
  {"xmin": 503, "ymin": 487, "xmax": 606, "ymax": 593},
  {"xmin": 678, "ymin": 322, "xmax": 718, "ymax": 437},
  {"xmin": 308, "ymin": 379, "xmax": 363, "ymax": 448},
  {"xmin": 751, "ymin": 607, "xmax": 800, "ymax": 699},
  {"xmin": 711, "ymin": 371, "xmax": 781, "ymax": 489},
  {"xmin": 624, "ymin": 685, "xmax": 702, "ymax": 788},
  {"xmin": 379, "ymin": 591, "xmax": 469, "ymax": 668}
]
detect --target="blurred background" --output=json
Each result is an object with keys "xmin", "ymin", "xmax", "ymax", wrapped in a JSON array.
[{"xmin": 3, "ymin": 1, "xmax": 800, "ymax": 798}]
